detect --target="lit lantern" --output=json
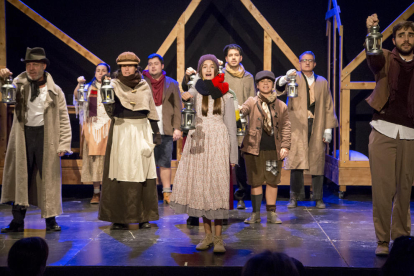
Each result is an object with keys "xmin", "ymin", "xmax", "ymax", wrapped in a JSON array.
[
  {"xmin": 366, "ymin": 25, "xmax": 383, "ymax": 55},
  {"xmin": 237, "ymin": 113, "xmax": 247, "ymax": 136},
  {"xmin": 1, "ymin": 76, "xmax": 17, "ymax": 104},
  {"xmin": 77, "ymin": 83, "xmax": 87, "ymax": 103},
  {"xmin": 287, "ymin": 75, "xmax": 298, "ymax": 98},
  {"xmin": 181, "ymin": 101, "xmax": 196, "ymax": 130},
  {"xmin": 100, "ymin": 79, "xmax": 115, "ymax": 104}
]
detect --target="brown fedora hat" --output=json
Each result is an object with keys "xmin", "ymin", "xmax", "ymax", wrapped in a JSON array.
[{"xmin": 21, "ymin": 47, "xmax": 50, "ymax": 66}]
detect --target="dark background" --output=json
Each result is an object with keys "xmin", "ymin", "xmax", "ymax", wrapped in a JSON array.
[{"xmin": 4, "ymin": 0, "xmax": 414, "ymax": 156}]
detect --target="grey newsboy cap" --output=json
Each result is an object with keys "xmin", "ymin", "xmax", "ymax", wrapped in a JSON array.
[{"xmin": 255, "ymin": 70, "xmax": 275, "ymax": 82}]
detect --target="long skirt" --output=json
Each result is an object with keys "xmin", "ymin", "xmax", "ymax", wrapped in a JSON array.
[{"xmin": 99, "ymin": 117, "xmax": 159, "ymax": 224}]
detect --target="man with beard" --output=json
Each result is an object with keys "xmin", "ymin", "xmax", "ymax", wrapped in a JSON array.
[
  {"xmin": 143, "ymin": 54, "xmax": 182, "ymax": 204},
  {"xmin": 365, "ymin": 15, "xmax": 414, "ymax": 255},
  {"xmin": 0, "ymin": 47, "xmax": 72, "ymax": 233}
]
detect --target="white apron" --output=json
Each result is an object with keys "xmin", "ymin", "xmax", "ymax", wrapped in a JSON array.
[{"xmin": 108, "ymin": 118, "xmax": 157, "ymax": 182}]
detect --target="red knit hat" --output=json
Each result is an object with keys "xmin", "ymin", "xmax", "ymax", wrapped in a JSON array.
[{"xmin": 197, "ymin": 54, "xmax": 219, "ymax": 75}]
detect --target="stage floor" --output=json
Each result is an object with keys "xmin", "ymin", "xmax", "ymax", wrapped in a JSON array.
[{"xmin": 0, "ymin": 187, "xmax": 412, "ymax": 273}]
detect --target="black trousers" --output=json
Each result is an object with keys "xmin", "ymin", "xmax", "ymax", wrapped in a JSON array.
[
  {"xmin": 12, "ymin": 126, "xmax": 45, "ymax": 224},
  {"xmin": 289, "ymin": 118, "xmax": 324, "ymax": 201},
  {"xmin": 234, "ymin": 147, "xmax": 249, "ymax": 201}
]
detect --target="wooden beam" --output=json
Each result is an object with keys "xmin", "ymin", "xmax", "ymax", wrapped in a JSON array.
[
  {"xmin": 339, "ymin": 160, "xmax": 370, "ymax": 168},
  {"xmin": 152, "ymin": 0, "xmax": 201, "ymax": 59},
  {"xmin": 341, "ymin": 3, "xmax": 414, "ymax": 81},
  {"xmin": 7, "ymin": 0, "xmax": 103, "ymax": 65},
  {"xmin": 0, "ymin": 0, "xmax": 7, "ymax": 167},
  {"xmin": 342, "ymin": 81, "xmax": 376, "ymax": 90},
  {"xmin": 240, "ymin": 0, "xmax": 299, "ymax": 70},
  {"xmin": 333, "ymin": 17, "xmax": 337, "ymax": 157},
  {"xmin": 263, "ymin": 30, "xmax": 272, "ymax": 71},
  {"xmin": 177, "ymin": 14, "xmax": 185, "ymax": 92},
  {"xmin": 340, "ymin": 75, "xmax": 351, "ymax": 163}
]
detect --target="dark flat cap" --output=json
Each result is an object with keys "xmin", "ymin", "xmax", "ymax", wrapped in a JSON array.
[{"xmin": 255, "ymin": 70, "xmax": 275, "ymax": 82}]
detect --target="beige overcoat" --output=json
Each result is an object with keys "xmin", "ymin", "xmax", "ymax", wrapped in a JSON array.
[
  {"xmin": 277, "ymin": 72, "xmax": 338, "ymax": 175},
  {"xmin": 0, "ymin": 72, "xmax": 72, "ymax": 218}
]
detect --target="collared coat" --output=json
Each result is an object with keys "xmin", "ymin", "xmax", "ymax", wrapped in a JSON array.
[
  {"xmin": 1, "ymin": 72, "xmax": 72, "ymax": 218},
  {"xmin": 240, "ymin": 96, "xmax": 291, "ymax": 160},
  {"xmin": 143, "ymin": 75, "xmax": 182, "ymax": 136},
  {"xmin": 276, "ymin": 72, "xmax": 338, "ymax": 175}
]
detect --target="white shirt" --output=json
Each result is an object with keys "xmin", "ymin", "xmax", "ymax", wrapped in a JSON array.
[
  {"xmin": 370, "ymin": 54, "xmax": 414, "ymax": 140},
  {"xmin": 155, "ymin": 105, "xmax": 164, "ymax": 135},
  {"xmin": 25, "ymin": 85, "xmax": 48, "ymax": 126}
]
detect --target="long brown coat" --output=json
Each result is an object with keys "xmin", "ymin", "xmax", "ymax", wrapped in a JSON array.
[
  {"xmin": 1, "ymin": 72, "xmax": 72, "ymax": 218},
  {"xmin": 277, "ymin": 72, "xmax": 338, "ymax": 175}
]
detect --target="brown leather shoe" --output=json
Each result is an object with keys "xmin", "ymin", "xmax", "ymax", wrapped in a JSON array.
[
  {"xmin": 90, "ymin": 193, "xmax": 100, "ymax": 204},
  {"xmin": 375, "ymin": 241, "xmax": 389, "ymax": 256},
  {"xmin": 163, "ymin": 192, "xmax": 171, "ymax": 204}
]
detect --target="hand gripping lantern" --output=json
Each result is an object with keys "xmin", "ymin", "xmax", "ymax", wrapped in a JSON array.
[
  {"xmin": 366, "ymin": 25, "xmax": 383, "ymax": 55},
  {"xmin": 100, "ymin": 79, "xmax": 115, "ymax": 104},
  {"xmin": 1, "ymin": 76, "xmax": 17, "ymax": 104},
  {"xmin": 77, "ymin": 83, "xmax": 87, "ymax": 103},
  {"xmin": 181, "ymin": 75, "xmax": 196, "ymax": 130}
]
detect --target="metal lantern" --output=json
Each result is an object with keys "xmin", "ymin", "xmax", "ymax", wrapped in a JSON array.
[
  {"xmin": 100, "ymin": 79, "xmax": 115, "ymax": 104},
  {"xmin": 237, "ymin": 112, "xmax": 247, "ymax": 136},
  {"xmin": 366, "ymin": 25, "xmax": 383, "ymax": 55},
  {"xmin": 77, "ymin": 83, "xmax": 87, "ymax": 103},
  {"xmin": 187, "ymin": 74, "xmax": 196, "ymax": 89},
  {"xmin": 287, "ymin": 75, "xmax": 298, "ymax": 98},
  {"xmin": 181, "ymin": 101, "xmax": 196, "ymax": 130},
  {"xmin": 1, "ymin": 76, "xmax": 17, "ymax": 104}
]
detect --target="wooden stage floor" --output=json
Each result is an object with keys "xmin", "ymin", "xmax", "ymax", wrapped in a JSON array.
[{"xmin": 0, "ymin": 185, "xmax": 412, "ymax": 276}]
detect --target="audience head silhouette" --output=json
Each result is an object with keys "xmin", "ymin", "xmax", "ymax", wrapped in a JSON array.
[
  {"xmin": 8, "ymin": 237, "xmax": 49, "ymax": 276},
  {"xmin": 242, "ymin": 250, "xmax": 304, "ymax": 276}
]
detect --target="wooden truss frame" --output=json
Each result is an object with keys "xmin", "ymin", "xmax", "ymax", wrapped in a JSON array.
[
  {"xmin": 324, "ymin": 1, "xmax": 414, "ymax": 195},
  {"xmin": 0, "ymin": 0, "xmax": 312, "ymax": 185}
]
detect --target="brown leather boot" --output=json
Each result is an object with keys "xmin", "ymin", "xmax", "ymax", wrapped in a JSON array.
[
  {"xmin": 163, "ymin": 192, "xmax": 171, "ymax": 204},
  {"xmin": 90, "ymin": 193, "xmax": 100, "ymax": 204},
  {"xmin": 213, "ymin": 236, "xmax": 226, "ymax": 253}
]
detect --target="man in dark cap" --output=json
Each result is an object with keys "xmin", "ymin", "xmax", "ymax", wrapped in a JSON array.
[{"xmin": 0, "ymin": 47, "xmax": 72, "ymax": 233}]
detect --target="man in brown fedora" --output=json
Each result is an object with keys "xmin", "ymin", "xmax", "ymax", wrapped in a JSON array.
[{"xmin": 0, "ymin": 47, "xmax": 72, "ymax": 233}]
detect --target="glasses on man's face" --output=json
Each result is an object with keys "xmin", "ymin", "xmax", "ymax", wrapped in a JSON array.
[{"xmin": 300, "ymin": 59, "xmax": 315, "ymax": 63}]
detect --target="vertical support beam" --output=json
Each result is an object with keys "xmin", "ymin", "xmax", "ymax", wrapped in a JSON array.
[
  {"xmin": 0, "ymin": 0, "xmax": 7, "ymax": 167},
  {"xmin": 263, "ymin": 30, "xmax": 272, "ymax": 71},
  {"xmin": 332, "ymin": 17, "xmax": 337, "ymax": 158},
  {"xmin": 176, "ymin": 14, "xmax": 185, "ymax": 161},
  {"xmin": 340, "ymin": 75, "xmax": 351, "ymax": 164},
  {"xmin": 337, "ymin": 25, "xmax": 343, "ymax": 160}
]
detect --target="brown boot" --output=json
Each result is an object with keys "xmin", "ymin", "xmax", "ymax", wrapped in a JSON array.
[
  {"xmin": 90, "ymin": 193, "xmax": 100, "ymax": 204},
  {"xmin": 213, "ymin": 236, "xmax": 226, "ymax": 253},
  {"xmin": 163, "ymin": 192, "xmax": 171, "ymax": 204},
  {"xmin": 375, "ymin": 241, "xmax": 389, "ymax": 256},
  {"xmin": 196, "ymin": 233, "xmax": 213, "ymax": 250}
]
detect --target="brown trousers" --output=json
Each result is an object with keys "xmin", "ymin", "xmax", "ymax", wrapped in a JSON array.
[{"xmin": 369, "ymin": 129, "xmax": 414, "ymax": 242}]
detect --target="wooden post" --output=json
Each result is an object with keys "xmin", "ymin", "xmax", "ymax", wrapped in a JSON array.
[
  {"xmin": 0, "ymin": 0, "xmax": 7, "ymax": 167},
  {"xmin": 340, "ymin": 75, "xmax": 350, "ymax": 163},
  {"xmin": 176, "ymin": 13, "xmax": 185, "ymax": 162},
  {"xmin": 263, "ymin": 30, "xmax": 272, "ymax": 71}
]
